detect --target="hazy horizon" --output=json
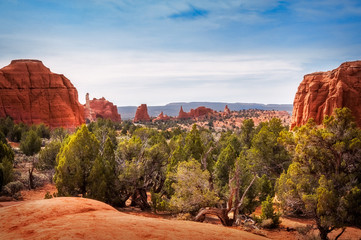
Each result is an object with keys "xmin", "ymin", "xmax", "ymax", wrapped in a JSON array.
[{"xmin": 1, "ymin": 1, "xmax": 360, "ymax": 106}]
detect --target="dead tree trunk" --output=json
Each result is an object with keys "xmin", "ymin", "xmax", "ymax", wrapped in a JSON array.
[
  {"xmin": 195, "ymin": 173, "xmax": 258, "ymax": 226},
  {"xmin": 201, "ymin": 146, "xmax": 214, "ymax": 190},
  {"xmin": 195, "ymin": 207, "xmax": 234, "ymax": 226},
  {"xmin": 28, "ymin": 166, "xmax": 34, "ymax": 189},
  {"xmin": 195, "ymin": 190, "xmax": 235, "ymax": 226},
  {"xmin": 131, "ymin": 188, "xmax": 151, "ymax": 210}
]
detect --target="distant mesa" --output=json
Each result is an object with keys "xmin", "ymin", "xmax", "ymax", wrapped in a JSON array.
[
  {"xmin": 84, "ymin": 93, "xmax": 121, "ymax": 123},
  {"xmin": 133, "ymin": 104, "xmax": 151, "ymax": 123},
  {"xmin": 0, "ymin": 59, "xmax": 85, "ymax": 128},
  {"xmin": 291, "ymin": 60, "xmax": 361, "ymax": 129}
]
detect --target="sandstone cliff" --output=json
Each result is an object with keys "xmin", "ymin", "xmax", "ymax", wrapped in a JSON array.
[
  {"xmin": 0, "ymin": 60, "xmax": 84, "ymax": 128},
  {"xmin": 133, "ymin": 104, "xmax": 150, "ymax": 122},
  {"xmin": 291, "ymin": 60, "xmax": 361, "ymax": 128},
  {"xmin": 84, "ymin": 93, "xmax": 121, "ymax": 122}
]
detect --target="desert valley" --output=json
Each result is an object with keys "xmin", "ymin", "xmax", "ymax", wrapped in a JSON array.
[
  {"xmin": 1, "ymin": 1, "xmax": 361, "ymax": 240},
  {"xmin": 0, "ymin": 59, "xmax": 361, "ymax": 240}
]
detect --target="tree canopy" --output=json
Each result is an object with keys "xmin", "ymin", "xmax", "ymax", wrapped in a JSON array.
[{"xmin": 277, "ymin": 108, "xmax": 361, "ymax": 240}]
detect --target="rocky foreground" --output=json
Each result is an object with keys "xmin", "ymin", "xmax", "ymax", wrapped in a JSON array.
[{"xmin": 0, "ymin": 197, "xmax": 267, "ymax": 240}]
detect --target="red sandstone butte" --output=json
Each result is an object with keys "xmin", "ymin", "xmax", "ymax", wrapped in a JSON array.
[
  {"xmin": 177, "ymin": 106, "xmax": 214, "ymax": 120},
  {"xmin": 84, "ymin": 93, "xmax": 121, "ymax": 122},
  {"xmin": 133, "ymin": 104, "xmax": 151, "ymax": 122},
  {"xmin": 153, "ymin": 111, "xmax": 170, "ymax": 122},
  {"xmin": 0, "ymin": 59, "xmax": 85, "ymax": 128},
  {"xmin": 189, "ymin": 106, "xmax": 214, "ymax": 119},
  {"xmin": 291, "ymin": 60, "xmax": 361, "ymax": 129}
]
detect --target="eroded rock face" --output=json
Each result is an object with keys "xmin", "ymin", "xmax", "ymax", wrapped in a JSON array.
[
  {"xmin": 133, "ymin": 104, "xmax": 150, "ymax": 122},
  {"xmin": 177, "ymin": 106, "xmax": 214, "ymax": 119},
  {"xmin": 84, "ymin": 93, "xmax": 121, "ymax": 122},
  {"xmin": 0, "ymin": 60, "xmax": 85, "ymax": 128},
  {"xmin": 189, "ymin": 106, "xmax": 215, "ymax": 119},
  {"xmin": 177, "ymin": 106, "xmax": 190, "ymax": 119},
  {"xmin": 291, "ymin": 60, "xmax": 361, "ymax": 129},
  {"xmin": 153, "ymin": 111, "xmax": 170, "ymax": 122}
]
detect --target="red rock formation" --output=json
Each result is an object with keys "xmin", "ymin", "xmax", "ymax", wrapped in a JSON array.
[
  {"xmin": 133, "ymin": 104, "xmax": 150, "ymax": 122},
  {"xmin": 291, "ymin": 60, "xmax": 361, "ymax": 129},
  {"xmin": 189, "ymin": 106, "xmax": 214, "ymax": 119},
  {"xmin": 153, "ymin": 111, "xmax": 170, "ymax": 122},
  {"xmin": 0, "ymin": 59, "xmax": 84, "ymax": 128},
  {"xmin": 177, "ymin": 106, "xmax": 191, "ymax": 119},
  {"xmin": 84, "ymin": 93, "xmax": 121, "ymax": 122},
  {"xmin": 177, "ymin": 106, "xmax": 214, "ymax": 120},
  {"xmin": 223, "ymin": 105, "xmax": 231, "ymax": 116}
]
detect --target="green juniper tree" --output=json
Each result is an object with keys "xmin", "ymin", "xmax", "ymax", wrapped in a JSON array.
[
  {"xmin": 0, "ymin": 137, "xmax": 14, "ymax": 190},
  {"xmin": 276, "ymin": 108, "xmax": 361, "ymax": 240},
  {"xmin": 54, "ymin": 125, "xmax": 100, "ymax": 196}
]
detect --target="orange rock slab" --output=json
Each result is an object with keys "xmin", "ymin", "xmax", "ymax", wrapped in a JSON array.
[{"xmin": 0, "ymin": 197, "xmax": 268, "ymax": 240}]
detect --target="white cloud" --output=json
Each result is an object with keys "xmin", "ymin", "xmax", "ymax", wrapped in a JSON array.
[{"xmin": 11, "ymin": 50, "xmax": 302, "ymax": 106}]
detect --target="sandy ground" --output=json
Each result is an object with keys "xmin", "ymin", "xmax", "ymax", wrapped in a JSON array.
[{"xmin": 0, "ymin": 197, "xmax": 268, "ymax": 240}]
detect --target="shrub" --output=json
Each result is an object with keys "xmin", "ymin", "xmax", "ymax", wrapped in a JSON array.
[
  {"xmin": 170, "ymin": 159, "xmax": 219, "ymax": 214},
  {"xmin": 44, "ymin": 191, "xmax": 53, "ymax": 199},
  {"xmin": 260, "ymin": 195, "xmax": 280, "ymax": 228},
  {"xmin": 3, "ymin": 181, "xmax": 24, "ymax": 199}
]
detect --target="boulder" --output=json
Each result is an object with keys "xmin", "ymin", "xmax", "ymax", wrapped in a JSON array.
[
  {"xmin": 291, "ymin": 60, "xmax": 361, "ymax": 128},
  {"xmin": 0, "ymin": 60, "xmax": 84, "ymax": 128}
]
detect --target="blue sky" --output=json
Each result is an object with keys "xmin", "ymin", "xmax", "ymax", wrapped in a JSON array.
[{"xmin": 1, "ymin": 0, "xmax": 361, "ymax": 106}]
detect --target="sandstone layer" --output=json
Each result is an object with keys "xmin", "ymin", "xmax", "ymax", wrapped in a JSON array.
[
  {"xmin": 84, "ymin": 93, "xmax": 121, "ymax": 122},
  {"xmin": 0, "ymin": 60, "xmax": 84, "ymax": 128},
  {"xmin": 133, "ymin": 104, "xmax": 150, "ymax": 122},
  {"xmin": 0, "ymin": 197, "xmax": 267, "ymax": 240},
  {"xmin": 291, "ymin": 60, "xmax": 361, "ymax": 129}
]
